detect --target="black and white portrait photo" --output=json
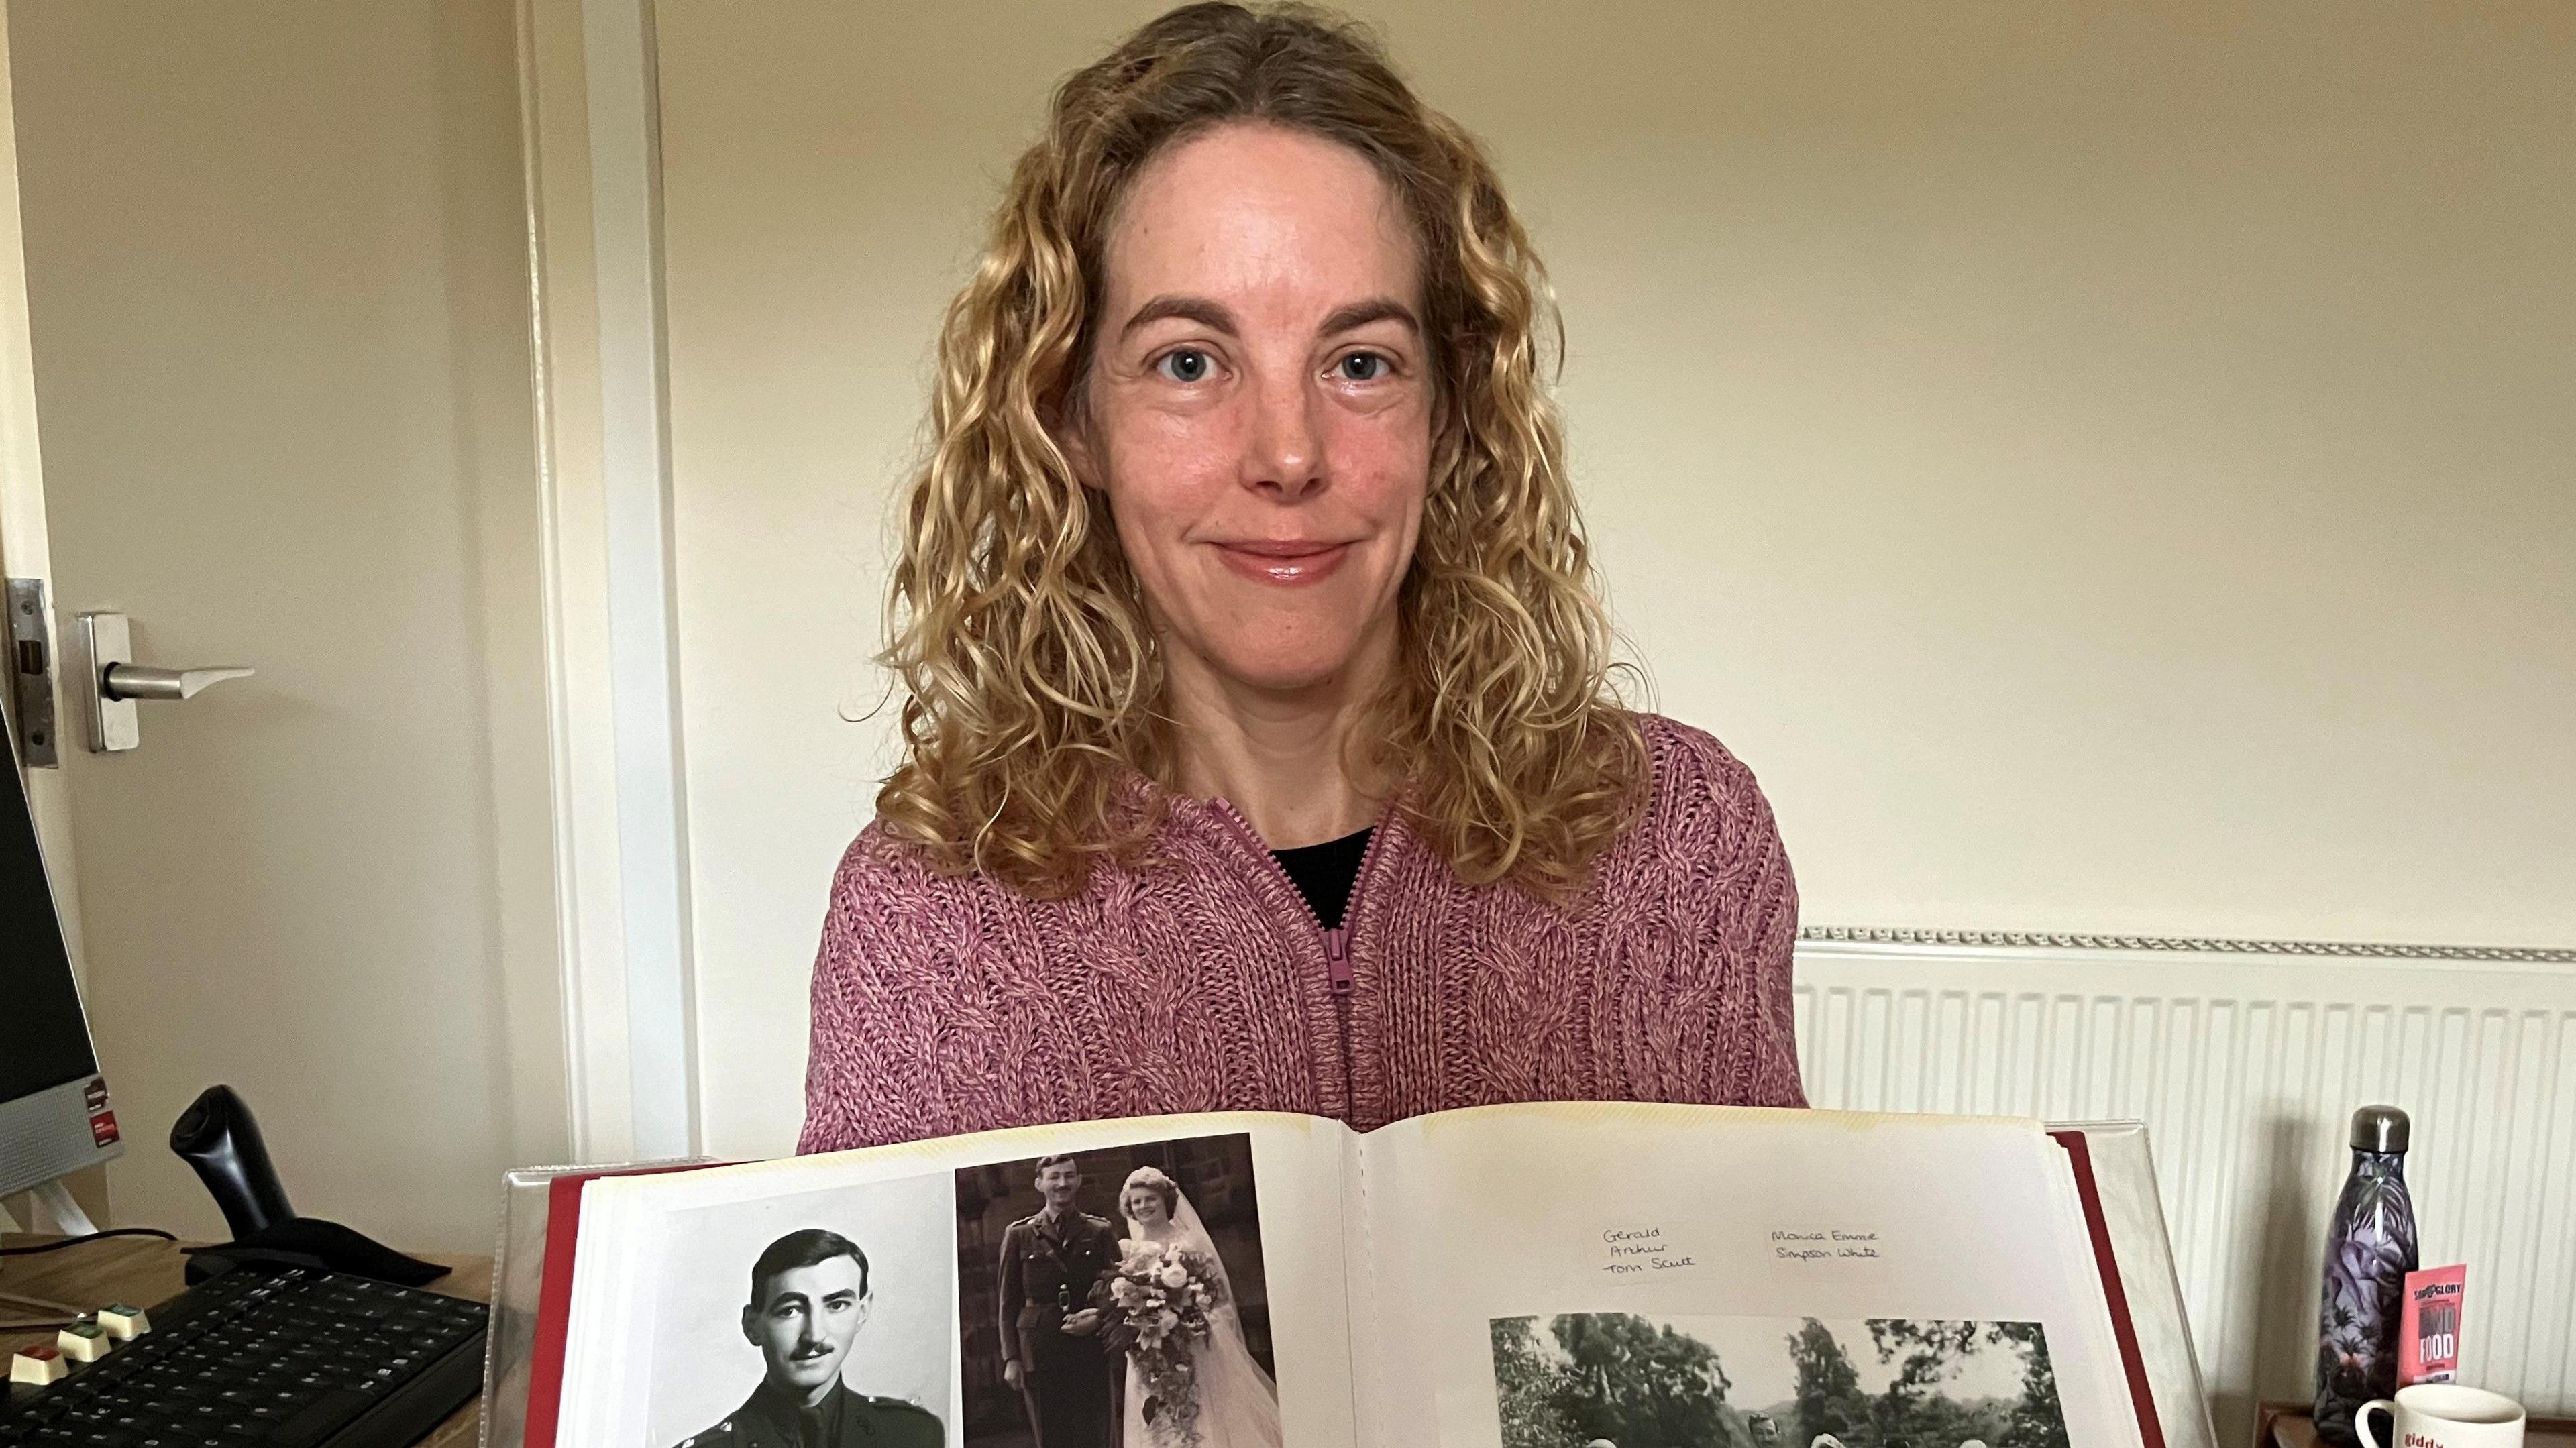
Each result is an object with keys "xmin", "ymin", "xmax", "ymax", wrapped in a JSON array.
[
  {"xmin": 953, "ymin": 1132, "xmax": 1281, "ymax": 1448},
  {"xmin": 1489, "ymin": 1314, "xmax": 2070, "ymax": 1448},
  {"xmin": 644, "ymin": 1172, "xmax": 955, "ymax": 1448}
]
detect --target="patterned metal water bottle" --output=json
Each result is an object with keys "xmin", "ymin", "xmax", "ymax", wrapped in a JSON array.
[{"xmin": 2315, "ymin": 1105, "xmax": 2418, "ymax": 1447}]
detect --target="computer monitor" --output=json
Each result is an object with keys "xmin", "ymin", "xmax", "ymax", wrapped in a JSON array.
[{"xmin": 0, "ymin": 717, "xmax": 123, "ymax": 1202}]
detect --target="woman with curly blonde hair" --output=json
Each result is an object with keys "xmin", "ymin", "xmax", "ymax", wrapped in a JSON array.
[{"xmin": 799, "ymin": 1, "xmax": 1802, "ymax": 1154}]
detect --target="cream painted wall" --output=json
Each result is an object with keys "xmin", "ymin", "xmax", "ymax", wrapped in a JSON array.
[
  {"xmin": 8, "ymin": 0, "xmax": 563, "ymax": 1249},
  {"xmin": 651, "ymin": 3, "xmax": 2575, "ymax": 1156}
]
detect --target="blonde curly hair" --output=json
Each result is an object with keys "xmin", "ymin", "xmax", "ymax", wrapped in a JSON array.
[{"xmin": 877, "ymin": 1, "xmax": 1644, "ymax": 901}]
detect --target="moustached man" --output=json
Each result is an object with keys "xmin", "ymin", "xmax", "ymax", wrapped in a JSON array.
[
  {"xmin": 674, "ymin": 1227, "xmax": 942, "ymax": 1448},
  {"xmin": 996, "ymin": 1155, "xmax": 1122, "ymax": 1448}
]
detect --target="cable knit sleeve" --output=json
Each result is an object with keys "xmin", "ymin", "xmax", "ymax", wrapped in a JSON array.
[
  {"xmin": 1648, "ymin": 717, "xmax": 1807, "ymax": 1109},
  {"xmin": 796, "ymin": 830, "xmax": 953, "ymax": 1154}
]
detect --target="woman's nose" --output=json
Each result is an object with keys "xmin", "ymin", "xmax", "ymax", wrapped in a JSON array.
[{"xmin": 1244, "ymin": 370, "xmax": 1323, "ymax": 500}]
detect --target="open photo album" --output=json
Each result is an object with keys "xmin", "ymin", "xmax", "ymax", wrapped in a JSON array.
[{"xmin": 521, "ymin": 1104, "xmax": 2176, "ymax": 1448}]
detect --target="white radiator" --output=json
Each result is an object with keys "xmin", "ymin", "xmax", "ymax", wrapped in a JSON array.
[{"xmin": 1792, "ymin": 932, "xmax": 2576, "ymax": 1445}]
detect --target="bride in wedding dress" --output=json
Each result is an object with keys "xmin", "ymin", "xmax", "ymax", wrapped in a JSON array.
[{"xmin": 1116, "ymin": 1166, "xmax": 1285, "ymax": 1448}]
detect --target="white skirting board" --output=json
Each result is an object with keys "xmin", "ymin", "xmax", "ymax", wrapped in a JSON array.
[{"xmin": 1792, "ymin": 936, "xmax": 2576, "ymax": 1443}]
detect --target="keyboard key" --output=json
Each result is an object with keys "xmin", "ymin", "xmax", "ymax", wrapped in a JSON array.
[
  {"xmin": 97, "ymin": 1303, "xmax": 153, "ymax": 1341},
  {"xmin": 273, "ymin": 1388, "xmax": 370, "ymax": 1448},
  {"xmin": 56, "ymin": 1321, "xmax": 115, "ymax": 1363}
]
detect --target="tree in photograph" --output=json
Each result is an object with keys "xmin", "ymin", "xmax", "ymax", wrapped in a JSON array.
[
  {"xmin": 1788, "ymin": 1318, "xmax": 1870, "ymax": 1448},
  {"xmin": 1865, "ymin": 1320, "xmax": 2068, "ymax": 1448},
  {"xmin": 1993, "ymin": 1323, "xmax": 2068, "ymax": 1448},
  {"xmin": 1868, "ymin": 1317, "xmax": 1961, "ymax": 1448},
  {"xmin": 1549, "ymin": 1313, "xmax": 1734, "ymax": 1448},
  {"xmin": 1493, "ymin": 1316, "xmax": 1578, "ymax": 1448}
]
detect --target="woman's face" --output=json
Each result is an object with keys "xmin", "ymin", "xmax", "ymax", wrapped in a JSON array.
[
  {"xmin": 1067, "ymin": 122, "xmax": 1432, "ymax": 696},
  {"xmin": 1125, "ymin": 1184, "xmax": 1171, "ymax": 1226}
]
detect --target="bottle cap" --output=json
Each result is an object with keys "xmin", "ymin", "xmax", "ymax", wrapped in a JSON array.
[{"xmin": 2351, "ymin": 1104, "xmax": 2410, "ymax": 1152}]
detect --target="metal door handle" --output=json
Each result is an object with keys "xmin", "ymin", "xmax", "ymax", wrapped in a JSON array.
[
  {"xmin": 78, "ymin": 612, "xmax": 256, "ymax": 753},
  {"xmin": 101, "ymin": 662, "xmax": 254, "ymax": 701}
]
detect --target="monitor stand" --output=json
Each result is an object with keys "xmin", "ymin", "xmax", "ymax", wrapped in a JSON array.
[{"xmin": 0, "ymin": 1177, "xmax": 101, "ymax": 1320}]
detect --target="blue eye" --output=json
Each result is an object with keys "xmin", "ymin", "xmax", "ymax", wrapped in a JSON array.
[
  {"xmin": 1337, "ymin": 353, "xmax": 1388, "ymax": 382},
  {"xmin": 1157, "ymin": 349, "xmax": 1212, "ymax": 383}
]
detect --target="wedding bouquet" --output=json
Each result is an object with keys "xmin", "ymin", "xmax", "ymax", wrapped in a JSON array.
[{"xmin": 1108, "ymin": 1237, "xmax": 1229, "ymax": 1448}]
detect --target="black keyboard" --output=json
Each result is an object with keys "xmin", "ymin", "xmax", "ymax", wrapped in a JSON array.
[{"xmin": 1, "ymin": 1263, "xmax": 486, "ymax": 1448}]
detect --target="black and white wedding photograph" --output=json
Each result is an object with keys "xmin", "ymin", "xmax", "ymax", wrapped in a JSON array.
[
  {"xmin": 1490, "ymin": 1313, "xmax": 2071, "ymax": 1448},
  {"xmin": 642, "ymin": 1170, "xmax": 955, "ymax": 1448},
  {"xmin": 954, "ymin": 1132, "xmax": 1282, "ymax": 1448}
]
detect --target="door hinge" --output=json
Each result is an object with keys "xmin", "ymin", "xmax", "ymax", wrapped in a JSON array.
[{"xmin": 6, "ymin": 577, "xmax": 59, "ymax": 768}]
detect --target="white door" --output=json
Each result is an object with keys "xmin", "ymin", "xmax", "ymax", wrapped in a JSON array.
[{"xmin": 0, "ymin": 0, "xmax": 566, "ymax": 1251}]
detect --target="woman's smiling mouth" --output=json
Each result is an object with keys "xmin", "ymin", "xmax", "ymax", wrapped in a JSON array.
[{"xmin": 1211, "ymin": 539, "xmax": 1353, "ymax": 585}]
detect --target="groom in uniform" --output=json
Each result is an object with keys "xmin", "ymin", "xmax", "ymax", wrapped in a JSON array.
[{"xmin": 996, "ymin": 1155, "xmax": 1122, "ymax": 1448}]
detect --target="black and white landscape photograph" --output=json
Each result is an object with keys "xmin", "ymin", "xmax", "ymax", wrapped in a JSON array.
[{"xmin": 1489, "ymin": 1313, "xmax": 2070, "ymax": 1448}]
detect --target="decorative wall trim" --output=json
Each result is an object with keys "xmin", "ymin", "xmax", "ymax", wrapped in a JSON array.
[{"xmin": 1801, "ymin": 925, "xmax": 2576, "ymax": 965}]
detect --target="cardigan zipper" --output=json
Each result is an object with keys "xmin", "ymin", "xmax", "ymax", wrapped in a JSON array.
[
  {"xmin": 1322, "ymin": 926, "xmax": 1353, "ymax": 994},
  {"xmin": 1322, "ymin": 819, "xmax": 1390, "ymax": 993},
  {"xmin": 1206, "ymin": 799, "xmax": 1389, "ymax": 1119},
  {"xmin": 1210, "ymin": 799, "xmax": 1389, "ymax": 998}
]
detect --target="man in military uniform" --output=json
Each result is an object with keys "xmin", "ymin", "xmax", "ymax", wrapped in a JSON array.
[
  {"xmin": 673, "ymin": 1227, "xmax": 943, "ymax": 1448},
  {"xmin": 996, "ymin": 1155, "xmax": 1122, "ymax": 1448}
]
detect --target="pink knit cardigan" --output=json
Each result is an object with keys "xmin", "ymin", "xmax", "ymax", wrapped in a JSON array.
[{"xmin": 798, "ymin": 713, "xmax": 1803, "ymax": 1153}]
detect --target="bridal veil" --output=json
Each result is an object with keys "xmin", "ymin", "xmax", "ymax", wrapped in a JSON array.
[{"xmin": 1121, "ymin": 1170, "xmax": 1285, "ymax": 1448}]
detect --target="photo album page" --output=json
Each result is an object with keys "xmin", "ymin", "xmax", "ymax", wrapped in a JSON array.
[
  {"xmin": 540, "ymin": 1105, "xmax": 2146, "ymax": 1448},
  {"xmin": 1350, "ymin": 1103, "xmax": 2148, "ymax": 1448},
  {"xmin": 549, "ymin": 1113, "xmax": 1359, "ymax": 1448}
]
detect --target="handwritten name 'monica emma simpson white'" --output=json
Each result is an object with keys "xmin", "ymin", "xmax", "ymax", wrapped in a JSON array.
[{"xmin": 1772, "ymin": 1229, "xmax": 1883, "ymax": 1262}]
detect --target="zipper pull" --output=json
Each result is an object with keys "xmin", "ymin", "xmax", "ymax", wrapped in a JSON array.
[{"xmin": 1324, "ymin": 926, "xmax": 1354, "ymax": 995}]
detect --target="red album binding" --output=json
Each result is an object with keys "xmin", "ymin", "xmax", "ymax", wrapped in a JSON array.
[
  {"xmin": 524, "ymin": 1162, "xmax": 718, "ymax": 1448},
  {"xmin": 2051, "ymin": 1129, "xmax": 2170, "ymax": 1448}
]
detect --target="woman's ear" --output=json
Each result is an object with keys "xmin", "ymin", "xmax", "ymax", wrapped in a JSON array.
[
  {"xmin": 1053, "ymin": 386, "xmax": 1104, "ymax": 492},
  {"xmin": 1061, "ymin": 427, "xmax": 1099, "ymax": 491}
]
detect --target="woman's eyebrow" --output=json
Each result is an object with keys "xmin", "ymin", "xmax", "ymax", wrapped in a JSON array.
[
  {"xmin": 1116, "ymin": 295, "xmax": 1420, "ymax": 340},
  {"xmin": 1318, "ymin": 298, "xmax": 1419, "ymax": 337},
  {"xmin": 1120, "ymin": 294, "xmax": 1237, "ymax": 339}
]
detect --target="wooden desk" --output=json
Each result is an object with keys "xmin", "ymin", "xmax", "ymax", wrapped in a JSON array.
[
  {"xmin": 2257, "ymin": 1400, "xmax": 2576, "ymax": 1448},
  {"xmin": 3, "ymin": 1233, "xmax": 490, "ymax": 1448}
]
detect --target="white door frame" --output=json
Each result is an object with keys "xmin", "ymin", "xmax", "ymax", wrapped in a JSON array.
[
  {"xmin": 0, "ymin": 0, "xmax": 97, "ymax": 1234},
  {"xmin": 516, "ymin": 0, "xmax": 698, "ymax": 1164},
  {"xmin": 0, "ymin": 0, "xmax": 82, "ymax": 952}
]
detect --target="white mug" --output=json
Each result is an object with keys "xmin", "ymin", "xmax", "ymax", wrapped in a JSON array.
[{"xmin": 2357, "ymin": 1384, "xmax": 2527, "ymax": 1448}]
